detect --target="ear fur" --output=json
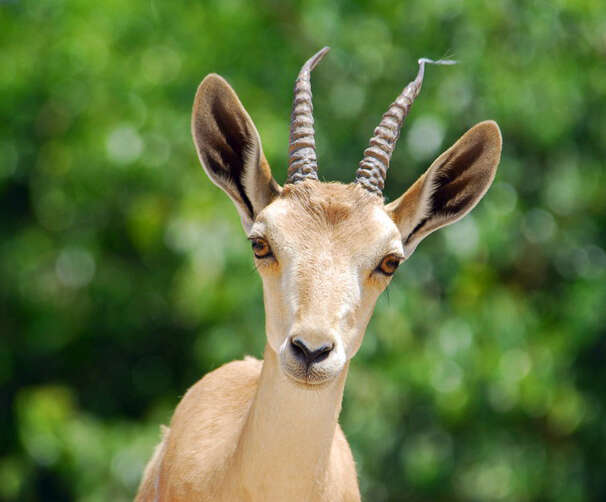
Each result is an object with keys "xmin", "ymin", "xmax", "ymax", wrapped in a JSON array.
[
  {"xmin": 386, "ymin": 120, "xmax": 502, "ymax": 257},
  {"xmin": 192, "ymin": 74, "xmax": 281, "ymax": 231}
]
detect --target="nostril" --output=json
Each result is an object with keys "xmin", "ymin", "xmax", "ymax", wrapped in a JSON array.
[
  {"xmin": 310, "ymin": 343, "xmax": 334, "ymax": 364},
  {"xmin": 290, "ymin": 337, "xmax": 334, "ymax": 367},
  {"xmin": 290, "ymin": 337, "xmax": 310, "ymax": 361}
]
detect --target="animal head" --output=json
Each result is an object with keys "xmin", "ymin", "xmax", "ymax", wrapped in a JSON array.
[{"xmin": 192, "ymin": 48, "xmax": 502, "ymax": 386}]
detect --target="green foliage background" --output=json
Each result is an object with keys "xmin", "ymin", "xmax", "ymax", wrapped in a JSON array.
[{"xmin": 2, "ymin": 0, "xmax": 606, "ymax": 500}]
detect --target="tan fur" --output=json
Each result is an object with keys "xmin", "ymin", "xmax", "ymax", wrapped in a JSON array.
[
  {"xmin": 136, "ymin": 354, "xmax": 359, "ymax": 502},
  {"xmin": 281, "ymin": 182, "xmax": 379, "ymax": 227},
  {"xmin": 135, "ymin": 73, "xmax": 502, "ymax": 501}
]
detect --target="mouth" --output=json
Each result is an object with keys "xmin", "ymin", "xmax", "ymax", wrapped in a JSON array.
[
  {"xmin": 280, "ymin": 360, "xmax": 337, "ymax": 387},
  {"xmin": 283, "ymin": 368, "xmax": 334, "ymax": 387}
]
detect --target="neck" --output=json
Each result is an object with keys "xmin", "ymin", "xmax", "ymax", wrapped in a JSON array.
[{"xmin": 234, "ymin": 344, "xmax": 348, "ymax": 500}]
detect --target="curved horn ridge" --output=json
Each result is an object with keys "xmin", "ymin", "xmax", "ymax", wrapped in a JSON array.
[
  {"xmin": 355, "ymin": 57, "xmax": 456, "ymax": 195},
  {"xmin": 286, "ymin": 47, "xmax": 330, "ymax": 185}
]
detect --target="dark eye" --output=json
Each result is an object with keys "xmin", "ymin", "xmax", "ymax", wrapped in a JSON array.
[
  {"xmin": 250, "ymin": 238, "xmax": 272, "ymax": 259},
  {"xmin": 377, "ymin": 254, "xmax": 402, "ymax": 276}
]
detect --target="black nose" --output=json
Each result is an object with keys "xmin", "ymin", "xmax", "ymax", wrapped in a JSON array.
[{"xmin": 290, "ymin": 337, "xmax": 334, "ymax": 368}]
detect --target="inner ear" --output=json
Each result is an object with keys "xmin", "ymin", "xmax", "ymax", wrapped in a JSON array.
[
  {"xmin": 387, "ymin": 120, "xmax": 502, "ymax": 255},
  {"xmin": 192, "ymin": 74, "xmax": 281, "ymax": 231},
  {"xmin": 430, "ymin": 139, "xmax": 486, "ymax": 216},
  {"xmin": 202, "ymin": 93, "xmax": 258, "ymax": 215}
]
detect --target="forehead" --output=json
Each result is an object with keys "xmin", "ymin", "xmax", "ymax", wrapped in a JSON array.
[{"xmin": 254, "ymin": 182, "xmax": 399, "ymax": 246}]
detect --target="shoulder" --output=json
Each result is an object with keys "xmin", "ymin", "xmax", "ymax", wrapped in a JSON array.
[
  {"xmin": 173, "ymin": 356, "xmax": 262, "ymax": 426},
  {"xmin": 159, "ymin": 357, "xmax": 263, "ymax": 496},
  {"xmin": 189, "ymin": 356, "xmax": 262, "ymax": 391}
]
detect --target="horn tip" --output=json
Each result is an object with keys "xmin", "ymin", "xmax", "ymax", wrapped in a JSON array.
[
  {"xmin": 418, "ymin": 57, "xmax": 457, "ymax": 66},
  {"xmin": 308, "ymin": 46, "xmax": 331, "ymax": 70}
]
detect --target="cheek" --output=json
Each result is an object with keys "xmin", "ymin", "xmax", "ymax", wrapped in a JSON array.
[
  {"xmin": 341, "ymin": 282, "xmax": 384, "ymax": 358},
  {"xmin": 260, "ymin": 274, "xmax": 291, "ymax": 351}
]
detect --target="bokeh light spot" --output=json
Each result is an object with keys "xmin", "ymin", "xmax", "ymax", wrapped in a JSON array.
[
  {"xmin": 444, "ymin": 216, "xmax": 479, "ymax": 257},
  {"xmin": 55, "ymin": 247, "xmax": 95, "ymax": 289},
  {"xmin": 106, "ymin": 124, "xmax": 144, "ymax": 165},
  {"xmin": 406, "ymin": 115, "xmax": 445, "ymax": 161}
]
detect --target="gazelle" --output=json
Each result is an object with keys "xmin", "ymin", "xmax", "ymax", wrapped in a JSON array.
[{"xmin": 135, "ymin": 47, "xmax": 502, "ymax": 501}]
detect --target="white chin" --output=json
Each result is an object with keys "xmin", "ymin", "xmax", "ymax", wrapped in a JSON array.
[
  {"xmin": 283, "ymin": 367, "xmax": 334, "ymax": 386},
  {"xmin": 279, "ymin": 348, "xmax": 346, "ymax": 386}
]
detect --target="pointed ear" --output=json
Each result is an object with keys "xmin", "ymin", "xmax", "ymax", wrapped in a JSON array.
[
  {"xmin": 386, "ymin": 121, "xmax": 502, "ymax": 257},
  {"xmin": 192, "ymin": 74, "xmax": 281, "ymax": 231}
]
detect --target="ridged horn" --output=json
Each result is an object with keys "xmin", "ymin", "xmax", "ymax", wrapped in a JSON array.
[
  {"xmin": 286, "ymin": 47, "xmax": 330, "ymax": 185},
  {"xmin": 355, "ymin": 58, "xmax": 456, "ymax": 195}
]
